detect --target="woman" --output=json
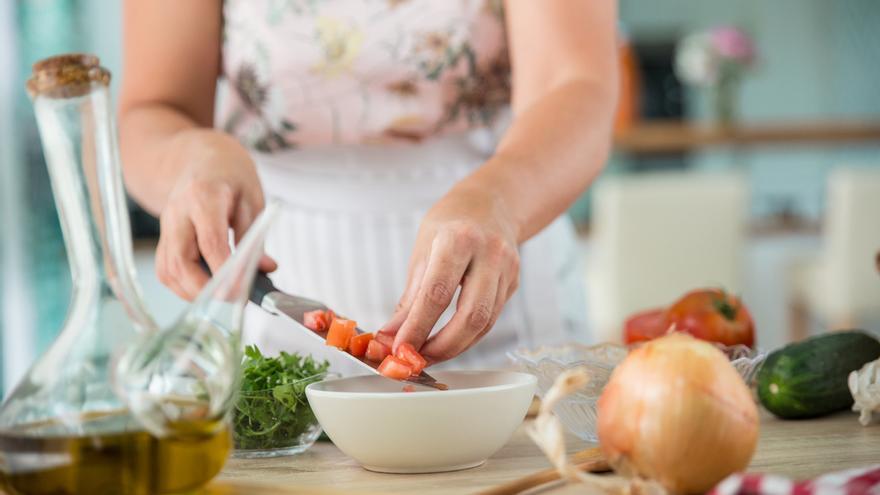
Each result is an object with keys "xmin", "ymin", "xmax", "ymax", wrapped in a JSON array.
[{"xmin": 119, "ymin": 0, "xmax": 618, "ymax": 372}]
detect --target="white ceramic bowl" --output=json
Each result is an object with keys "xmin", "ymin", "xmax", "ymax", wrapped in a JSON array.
[{"xmin": 306, "ymin": 370, "xmax": 536, "ymax": 474}]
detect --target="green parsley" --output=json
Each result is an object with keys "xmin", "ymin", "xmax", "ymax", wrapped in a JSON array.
[{"xmin": 233, "ymin": 345, "xmax": 330, "ymax": 450}]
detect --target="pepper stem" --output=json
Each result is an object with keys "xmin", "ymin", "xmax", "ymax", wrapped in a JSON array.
[{"xmin": 712, "ymin": 292, "xmax": 739, "ymax": 321}]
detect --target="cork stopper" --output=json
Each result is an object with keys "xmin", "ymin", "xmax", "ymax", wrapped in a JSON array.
[{"xmin": 27, "ymin": 53, "xmax": 111, "ymax": 98}]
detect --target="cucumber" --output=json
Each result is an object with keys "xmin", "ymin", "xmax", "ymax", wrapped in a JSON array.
[{"xmin": 757, "ymin": 330, "xmax": 880, "ymax": 419}]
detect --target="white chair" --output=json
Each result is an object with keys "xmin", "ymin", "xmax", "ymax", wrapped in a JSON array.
[
  {"xmin": 790, "ymin": 167, "xmax": 880, "ymax": 337},
  {"xmin": 586, "ymin": 171, "xmax": 749, "ymax": 343}
]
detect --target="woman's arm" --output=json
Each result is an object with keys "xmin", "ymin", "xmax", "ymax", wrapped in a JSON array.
[
  {"xmin": 120, "ymin": 0, "xmax": 273, "ymax": 300},
  {"xmin": 120, "ymin": 0, "xmax": 222, "ymax": 213},
  {"xmin": 384, "ymin": 0, "xmax": 618, "ymax": 362},
  {"xmin": 474, "ymin": 0, "xmax": 619, "ymax": 241}
]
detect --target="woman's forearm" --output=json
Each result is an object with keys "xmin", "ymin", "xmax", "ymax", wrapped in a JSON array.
[
  {"xmin": 457, "ymin": 78, "xmax": 617, "ymax": 243},
  {"xmin": 119, "ymin": 104, "xmax": 250, "ymax": 216},
  {"xmin": 119, "ymin": 104, "xmax": 198, "ymax": 215}
]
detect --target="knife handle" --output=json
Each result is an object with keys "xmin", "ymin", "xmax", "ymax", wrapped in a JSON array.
[
  {"xmin": 198, "ymin": 257, "xmax": 278, "ymax": 306},
  {"xmin": 249, "ymin": 271, "xmax": 278, "ymax": 306}
]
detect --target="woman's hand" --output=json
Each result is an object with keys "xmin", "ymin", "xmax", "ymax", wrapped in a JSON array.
[
  {"xmin": 155, "ymin": 130, "xmax": 276, "ymax": 300},
  {"xmin": 119, "ymin": 0, "xmax": 277, "ymax": 300},
  {"xmin": 380, "ymin": 186, "xmax": 521, "ymax": 363}
]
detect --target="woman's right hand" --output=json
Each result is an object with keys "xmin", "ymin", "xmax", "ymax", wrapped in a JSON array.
[{"xmin": 155, "ymin": 130, "xmax": 277, "ymax": 300}]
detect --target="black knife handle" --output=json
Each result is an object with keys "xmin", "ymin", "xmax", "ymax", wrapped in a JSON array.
[
  {"xmin": 198, "ymin": 257, "xmax": 278, "ymax": 306},
  {"xmin": 249, "ymin": 271, "xmax": 278, "ymax": 306}
]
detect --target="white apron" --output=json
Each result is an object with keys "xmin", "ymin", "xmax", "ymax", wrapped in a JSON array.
[{"xmin": 243, "ymin": 131, "xmax": 589, "ymax": 375}]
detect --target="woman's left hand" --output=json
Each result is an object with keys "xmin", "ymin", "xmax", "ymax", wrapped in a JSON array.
[{"xmin": 380, "ymin": 186, "xmax": 521, "ymax": 364}]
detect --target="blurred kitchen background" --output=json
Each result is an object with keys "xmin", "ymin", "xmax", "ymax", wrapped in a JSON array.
[{"xmin": 2, "ymin": 0, "xmax": 880, "ymax": 396}]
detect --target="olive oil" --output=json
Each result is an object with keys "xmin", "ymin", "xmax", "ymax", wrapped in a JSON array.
[{"xmin": 0, "ymin": 411, "xmax": 231, "ymax": 495}]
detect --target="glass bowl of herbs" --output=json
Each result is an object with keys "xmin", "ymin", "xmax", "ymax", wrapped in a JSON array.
[{"xmin": 232, "ymin": 345, "xmax": 332, "ymax": 458}]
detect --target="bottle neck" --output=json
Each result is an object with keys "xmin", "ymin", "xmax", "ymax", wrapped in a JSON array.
[{"xmin": 33, "ymin": 85, "xmax": 154, "ymax": 331}]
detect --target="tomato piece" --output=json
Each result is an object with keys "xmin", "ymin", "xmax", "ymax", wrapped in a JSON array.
[
  {"xmin": 623, "ymin": 308, "xmax": 671, "ymax": 345},
  {"xmin": 402, "ymin": 385, "xmax": 416, "ymax": 393},
  {"xmin": 374, "ymin": 331, "xmax": 394, "ymax": 348},
  {"xmin": 394, "ymin": 342, "xmax": 427, "ymax": 375},
  {"xmin": 325, "ymin": 318, "xmax": 357, "ymax": 349},
  {"xmin": 667, "ymin": 288, "xmax": 755, "ymax": 347},
  {"xmin": 303, "ymin": 310, "xmax": 329, "ymax": 332},
  {"xmin": 365, "ymin": 340, "xmax": 391, "ymax": 362},
  {"xmin": 378, "ymin": 356, "xmax": 413, "ymax": 380},
  {"xmin": 348, "ymin": 332, "xmax": 374, "ymax": 357},
  {"xmin": 303, "ymin": 309, "xmax": 337, "ymax": 332}
]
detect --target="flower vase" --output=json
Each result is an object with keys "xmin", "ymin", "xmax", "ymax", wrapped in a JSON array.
[{"xmin": 712, "ymin": 77, "xmax": 739, "ymax": 128}]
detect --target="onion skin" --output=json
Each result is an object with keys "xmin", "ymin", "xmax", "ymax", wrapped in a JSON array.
[{"xmin": 597, "ymin": 333, "xmax": 759, "ymax": 494}]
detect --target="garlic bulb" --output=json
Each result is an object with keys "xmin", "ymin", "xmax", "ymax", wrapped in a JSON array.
[{"xmin": 849, "ymin": 357, "xmax": 880, "ymax": 426}]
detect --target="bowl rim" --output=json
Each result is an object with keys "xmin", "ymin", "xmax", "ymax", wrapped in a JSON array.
[
  {"xmin": 507, "ymin": 342, "xmax": 628, "ymax": 369},
  {"xmin": 508, "ymin": 341, "xmax": 765, "ymax": 366},
  {"xmin": 305, "ymin": 370, "xmax": 537, "ymax": 399}
]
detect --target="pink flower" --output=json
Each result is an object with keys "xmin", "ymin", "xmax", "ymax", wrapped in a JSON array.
[{"xmin": 710, "ymin": 26, "xmax": 755, "ymax": 64}]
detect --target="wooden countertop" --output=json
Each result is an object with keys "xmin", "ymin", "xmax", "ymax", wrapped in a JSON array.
[{"xmin": 209, "ymin": 412, "xmax": 879, "ymax": 494}]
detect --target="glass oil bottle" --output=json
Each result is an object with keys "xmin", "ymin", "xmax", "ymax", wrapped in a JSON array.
[{"xmin": 0, "ymin": 54, "xmax": 275, "ymax": 495}]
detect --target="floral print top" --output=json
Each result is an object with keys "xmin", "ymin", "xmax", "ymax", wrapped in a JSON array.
[{"xmin": 217, "ymin": 0, "xmax": 510, "ymax": 152}]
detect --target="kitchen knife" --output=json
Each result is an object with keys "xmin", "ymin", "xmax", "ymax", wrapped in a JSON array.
[{"xmin": 248, "ymin": 271, "xmax": 447, "ymax": 390}]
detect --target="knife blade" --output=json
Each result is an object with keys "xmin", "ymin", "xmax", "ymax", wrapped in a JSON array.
[{"xmin": 248, "ymin": 271, "xmax": 447, "ymax": 390}]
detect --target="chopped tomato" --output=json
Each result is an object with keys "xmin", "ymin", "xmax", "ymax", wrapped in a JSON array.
[
  {"xmin": 303, "ymin": 310, "xmax": 330, "ymax": 332},
  {"xmin": 365, "ymin": 340, "xmax": 391, "ymax": 362},
  {"xmin": 374, "ymin": 331, "xmax": 394, "ymax": 348},
  {"xmin": 378, "ymin": 356, "xmax": 413, "ymax": 380},
  {"xmin": 303, "ymin": 309, "xmax": 336, "ymax": 332},
  {"xmin": 402, "ymin": 385, "xmax": 416, "ymax": 393},
  {"xmin": 325, "ymin": 318, "xmax": 357, "ymax": 349},
  {"xmin": 394, "ymin": 342, "xmax": 427, "ymax": 375},
  {"xmin": 348, "ymin": 332, "xmax": 374, "ymax": 357}
]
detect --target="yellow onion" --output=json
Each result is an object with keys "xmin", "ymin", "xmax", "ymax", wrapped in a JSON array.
[{"xmin": 597, "ymin": 333, "xmax": 759, "ymax": 494}]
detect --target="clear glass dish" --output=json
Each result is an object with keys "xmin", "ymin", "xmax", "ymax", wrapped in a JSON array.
[
  {"xmin": 715, "ymin": 343, "xmax": 768, "ymax": 389},
  {"xmin": 508, "ymin": 342, "xmax": 766, "ymax": 441},
  {"xmin": 232, "ymin": 372, "xmax": 335, "ymax": 458}
]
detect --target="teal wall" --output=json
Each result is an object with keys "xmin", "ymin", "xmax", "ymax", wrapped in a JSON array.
[
  {"xmin": 621, "ymin": 0, "xmax": 880, "ymax": 120},
  {"xmin": 1, "ymin": 0, "xmax": 124, "ymax": 394},
  {"xmin": 571, "ymin": 0, "xmax": 880, "ymax": 223},
  {"xmin": 618, "ymin": 0, "xmax": 880, "ymax": 221}
]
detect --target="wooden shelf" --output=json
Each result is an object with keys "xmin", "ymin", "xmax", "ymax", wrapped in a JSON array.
[{"xmin": 614, "ymin": 120, "xmax": 880, "ymax": 155}]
